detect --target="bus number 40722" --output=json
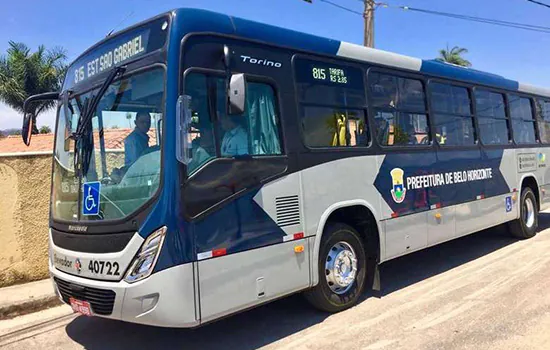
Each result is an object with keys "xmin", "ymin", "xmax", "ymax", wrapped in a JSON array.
[{"xmin": 88, "ymin": 260, "xmax": 120, "ymax": 276}]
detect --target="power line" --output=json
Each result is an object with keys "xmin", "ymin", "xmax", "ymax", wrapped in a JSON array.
[
  {"xmin": 306, "ymin": 0, "xmax": 550, "ymax": 34},
  {"xmin": 317, "ymin": 0, "xmax": 364, "ymax": 15},
  {"xmin": 396, "ymin": 6, "xmax": 550, "ymax": 33},
  {"xmin": 527, "ymin": 0, "xmax": 550, "ymax": 9}
]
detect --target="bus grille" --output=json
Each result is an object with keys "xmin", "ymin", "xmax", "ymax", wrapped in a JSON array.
[
  {"xmin": 275, "ymin": 195, "xmax": 301, "ymax": 227},
  {"xmin": 54, "ymin": 277, "xmax": 116, "ymax": 316}
]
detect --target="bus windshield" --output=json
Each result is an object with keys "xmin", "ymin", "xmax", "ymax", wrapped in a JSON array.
[{"xmin": 52, "ymin": 67, "xmax": 165, "ymax": 222}]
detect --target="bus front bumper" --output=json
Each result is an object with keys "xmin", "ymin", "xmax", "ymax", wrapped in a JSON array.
[{"xmin": 49, "ymin": 261, "xmax": 199, "ymax": 328}]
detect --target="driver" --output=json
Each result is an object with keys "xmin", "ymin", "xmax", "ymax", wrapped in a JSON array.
[
  {"xmin": 124, "ymin": 111, "xmax": 151, "ymax": 167},
  {"xmin": 220, "ymin": 115, "xmax": 249, "ymax": 156}
]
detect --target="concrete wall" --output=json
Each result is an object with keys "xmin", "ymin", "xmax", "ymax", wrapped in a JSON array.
[{"xmin": 0, "ymin": 154, "xmax": 51, "ymax": 287}]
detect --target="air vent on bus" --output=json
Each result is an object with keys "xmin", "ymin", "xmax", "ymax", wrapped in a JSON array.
[{"xmin": 275, "ymin": 195, "xmax": 301, "ymax": 227}]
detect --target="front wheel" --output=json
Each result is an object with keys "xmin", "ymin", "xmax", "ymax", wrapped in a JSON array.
[
  {"xmin": 508, "ymin": 187, "xmax": 538, "ymax": 239},
  {"xmin": 304, "ymin": 222, "xmax": 367, "ymax": 313}
]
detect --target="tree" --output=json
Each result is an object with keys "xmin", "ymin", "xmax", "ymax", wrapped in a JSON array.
[
  {"xmin": 0, "ymin": 41, "xmax": 67, "ymax": 134},
  {"xmin": 39, "ymin": 125, "xmax": 51, "ymax": 134},
  {"xmin": 436, "ymin": 45, "xmax": 472, "ymax": 67}
]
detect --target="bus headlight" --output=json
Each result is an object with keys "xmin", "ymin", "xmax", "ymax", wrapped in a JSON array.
[{"xmin": 125, "ymin": 227, "xmax": 167, "ymax": 283}]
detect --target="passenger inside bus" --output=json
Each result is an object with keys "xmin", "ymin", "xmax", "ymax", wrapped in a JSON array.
[
  {"xmin": 124, "ymin": 111, "xmax": 151, "ymax": 167},
  {"xmin": 405, "ymin": 122, "xmax": 418, "ymax": 145}
]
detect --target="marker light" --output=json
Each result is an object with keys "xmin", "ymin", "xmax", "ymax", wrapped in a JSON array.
[{"xmin": 125, "ymin": 227, "xmax": 167, "ymax": 283}]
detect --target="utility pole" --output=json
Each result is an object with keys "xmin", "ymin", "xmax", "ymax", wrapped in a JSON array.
[
  {"xmin": 364, "ymin": 0, "xmax": 375, "ymax": 48},
  {"xmin": 302, "ymin": 0, "xmax": 376, "ymax": 48}
]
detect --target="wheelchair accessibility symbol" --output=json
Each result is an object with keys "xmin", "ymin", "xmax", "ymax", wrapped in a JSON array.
[
  {"xmin": 82, "ymin": 182, "xmax": 100, "ymax": 216},
  {"xmin": 505, "ymin": 196, "xmax": 513, "ymax": 213}
]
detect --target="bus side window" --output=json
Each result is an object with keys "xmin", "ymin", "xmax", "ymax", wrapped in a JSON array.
[
  {"xmin": 509, "ymin": 94, "xmax": 537, "ymax": 144},
  {"xmin": 185, "ymin": 73, "xmax": 284, "ymax": 174},
  {"xmin": 216, "ymin": 80, "xmax": 283, "ymax": 157},
  {"xmin": 536, "ymin": 99, "xmax": 550, "ymax": 144},
  {"xmin": 369, "ymin": 72, "xmax": 430, "ymax": 146},
  {"xmin": 429, "ymin": 82, "xmax": 475, "ymax": 146},
  {"xmin": 475, "ymin": 90, "xmax": 509, "ymax": 145},
  {"xmin": 294, "ymin": 57, "xmax": 368, "ymax": 148}
]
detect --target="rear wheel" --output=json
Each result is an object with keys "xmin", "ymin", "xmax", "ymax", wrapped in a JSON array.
[
  {"xmin": 508, "ymin": 187, "xmax": 538, "ymax": 239},
  {"xmin": 304, "ymin": 222, "xmax": 367, "ymax": 313}
]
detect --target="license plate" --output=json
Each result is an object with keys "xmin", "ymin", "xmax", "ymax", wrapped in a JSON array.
[{"xmin": 69, "ymin": 298, "xmax": 93, "ymax": 316}]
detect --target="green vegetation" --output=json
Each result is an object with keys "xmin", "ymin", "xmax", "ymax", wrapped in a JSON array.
[
  {"xmin": 436, "ymin": 45, "xmax": 472, "ymax": 67},
  {"xmin": 0, "ymin": 42, "xmax": 67, "ymax": 134},
  {"xmin": 39, "ymin": 125, "xmax": 52, "ymax": 134}
]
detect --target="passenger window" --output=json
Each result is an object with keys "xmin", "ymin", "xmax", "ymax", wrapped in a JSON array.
[
  {"xmin": 302, "ymin": 107, "xmax": 368, "ymax": 147},
  {"xmin": 369, "ymin": 73, "xmax": 429, "ymax": 146},
  {"xmin": 430, "ymin": 83, "xmax": 476, "ymax": 146},
  {"xmin": 294, "ymin": 57, "xmax": 368, "ymax": 148},
  {"xmin": 509, "ymin": 95, "xmax": 536, "ymax": 144},
  {"xmin": 475, "ymin": 90, "xmax": 509, "ymax": 145},
  {"xmin": 536, "ymin": 99, "xmax": 550, "ymax": 143},
  {"xmin": 184, "ymin": 73, "xmax": 283, "ymax": 174}
]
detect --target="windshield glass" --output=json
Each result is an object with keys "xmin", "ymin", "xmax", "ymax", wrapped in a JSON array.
[{"xmin": 52, "ymin": 67, "xmax": 165, "ymax": 221}]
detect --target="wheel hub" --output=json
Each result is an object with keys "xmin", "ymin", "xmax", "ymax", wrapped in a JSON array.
[
  {"xmin": 325, "ymin": 241, "xmax": 358, "ymax": 294},
  {"xmin": 524, "ymin": 197, "xmax": 535, "ymax": 228}
]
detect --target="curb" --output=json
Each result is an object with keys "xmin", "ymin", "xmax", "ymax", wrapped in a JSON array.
[{"xmin": 0, "ymin": 296, "xmax": 63, "ymax": 321}]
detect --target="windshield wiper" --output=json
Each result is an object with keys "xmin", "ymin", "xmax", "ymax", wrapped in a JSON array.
[
  {"xmin": 73, "ymin": 66, "xmax": 126, "ymax": 177},
  {"xmin": 74, "ymin": 66, "xmax": 126, "ymax": 139}
]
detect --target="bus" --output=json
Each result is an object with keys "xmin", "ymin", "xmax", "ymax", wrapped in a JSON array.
[{"xmin": 21, "ymin": 8, "xmax": 550, "ymax": 328}]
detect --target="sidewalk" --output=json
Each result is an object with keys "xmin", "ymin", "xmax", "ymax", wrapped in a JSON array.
[{"xmin": 0, "ymin": 279, "xmax": 62, "ymax": 320}]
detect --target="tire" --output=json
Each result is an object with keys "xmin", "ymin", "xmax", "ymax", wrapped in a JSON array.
[
  {"xmin": 304, "ymin": 222, "xmax": 367, "ymax": 313},
  {"xmin": 508, "ymin": 187, "xmax": 538, "ymax": 239}
]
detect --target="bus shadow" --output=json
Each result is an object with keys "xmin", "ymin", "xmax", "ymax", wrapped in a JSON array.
[
  {"xmin": 369, "ymin": 212, "xmax": 550, "ymax": 299},
  {"xmin": 65, "ymin": 214, "xmax": 550, "ymax": 350}
]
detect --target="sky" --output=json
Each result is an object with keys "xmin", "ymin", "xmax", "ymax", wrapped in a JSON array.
[{"xmin": 1, "ymin": 0, "xmax": 549, "ymax": 130}]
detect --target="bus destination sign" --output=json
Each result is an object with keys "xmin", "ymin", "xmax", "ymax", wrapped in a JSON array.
[
  {"xmin": 64, "ymin": 16, "xmax": 169, "ymax": 90},
  {"xmin": 73, "ymin": 33, "xmax": 149, "ymax": 85}
]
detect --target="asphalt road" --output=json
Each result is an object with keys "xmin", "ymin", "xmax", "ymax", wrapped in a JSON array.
[{"xmin": 3, "ymin": 213, "xmax": 550, "ymax": 350}]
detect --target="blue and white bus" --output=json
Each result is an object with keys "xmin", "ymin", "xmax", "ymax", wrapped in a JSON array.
[{"xmin": 21, "ymin": 8, "xmax": 550, "ymax": 327}]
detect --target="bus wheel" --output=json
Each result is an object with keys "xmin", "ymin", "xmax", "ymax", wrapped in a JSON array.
[
  {"xmin": 508, "ymin": 187, "xmax": 538, "ymax": 239},
  {"xmin": 305, "ymin": 222, "xmax": 367, "ymax": 313}
]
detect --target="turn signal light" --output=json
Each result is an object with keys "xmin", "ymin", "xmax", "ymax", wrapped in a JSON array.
[{"xmin": 294, "ymin": 245, "xmax": 305, "ymax": 253}]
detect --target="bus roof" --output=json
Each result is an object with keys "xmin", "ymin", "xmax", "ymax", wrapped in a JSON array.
[{"xmin": 174, "ymin": 8, "xmax": 550, "ymax": 98}]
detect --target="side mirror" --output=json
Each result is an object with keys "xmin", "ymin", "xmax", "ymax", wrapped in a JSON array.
[
  {"xmin": 21, "ymin": 91, "xmax": 60, "ymax": 146},
  {"xmin": 22, "ymin": 112, "xmax": 34, "ymax": 146},
  {"xmin": 228, "ymin": 73, "xmax": 246, "ymax": 115}
]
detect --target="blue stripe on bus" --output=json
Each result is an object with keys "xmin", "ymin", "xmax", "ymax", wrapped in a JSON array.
[
  {"xmin": 192, "ymin": 187, "xmax": 287, "ymax": 257},
  {"xmin": 420, "ymin": 60, "xmax": 520, "ymax": 91},
  {"xmin": 174, "ymin": 8, "xmax": 535, "ymax": 94},
  {"xmin": 174, "ymin": 8, "xmax": 341, "ymax": 56},
  {"xmin": 154, "ymin": 186, "xmax": 287, "ymax": 271},
  {"xmin": 231, "ymin": 17, "xmax": 341, "ymax": 55},
  {"xmin": 374, "ymin": 150, "xmax": 510, "ymax": 216}
]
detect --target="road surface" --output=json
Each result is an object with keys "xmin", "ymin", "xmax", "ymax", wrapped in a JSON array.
[{"xmin": 3, "ymin": 213, "xmax": 550, "ymax": 350}]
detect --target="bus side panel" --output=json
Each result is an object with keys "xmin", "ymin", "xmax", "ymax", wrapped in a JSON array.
[
  {"xmin": 512, "ymin": 148, "xmax": 546, "ymax": 210},
  {"xmin": 300, "ymin": 155, "xmax": 386, "ymax": 254},
  {"xmin": 385, "ymin": 211, "xmax": 428, "ymax": 260},
  {"xmin": 539, "ymin": 147, "xmax": 550, "ymax": 210},
  {"xmin": 198, "ymin": 239, "xmax": 310, "ymax": 323}
]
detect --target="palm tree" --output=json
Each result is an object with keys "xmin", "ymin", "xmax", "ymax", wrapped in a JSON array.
[
  {"xmin": 436, "ymin": 45, "xmax": 472, "ymax": 67},
  {"xmin": 0, "ymin": 41, "xmax": 67, "ymax": 134}
]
